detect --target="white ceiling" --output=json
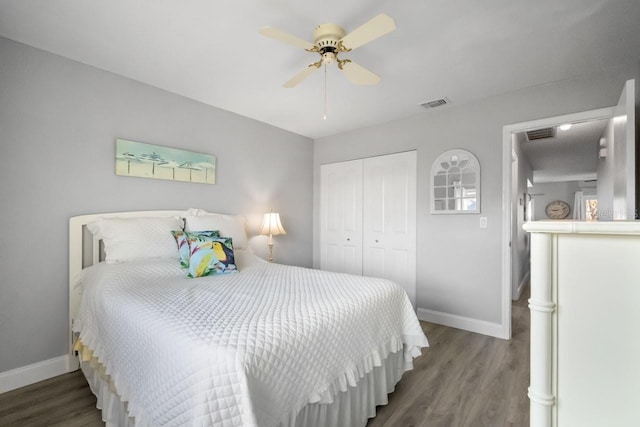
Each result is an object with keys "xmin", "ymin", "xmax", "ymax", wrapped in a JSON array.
[
  {"xmin": 517, "ymin": 119, "xmax": 608, "ymax": 183},
  {"xmin": 1, "ymin": 0, "xmax": 639, "ymax": 139}
]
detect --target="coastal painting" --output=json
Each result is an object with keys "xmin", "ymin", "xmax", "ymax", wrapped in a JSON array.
[{"xmin": 115, "ymin": 139, "xmax": 216, "ymax": 184}]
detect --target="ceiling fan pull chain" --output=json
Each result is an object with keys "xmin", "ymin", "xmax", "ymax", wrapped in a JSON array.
[{"xmin": 323, "ymin": 63, "xmax": 328, "ymax": 121}]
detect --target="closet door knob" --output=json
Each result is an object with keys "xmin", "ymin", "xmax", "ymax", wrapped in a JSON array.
[
  {"xmin": 375, "ymin": 239, "xmax": 379, "ymax": 243},
  {"xmin": 346, "ymin": 238, "xmax": 350, "ymax": 241}
]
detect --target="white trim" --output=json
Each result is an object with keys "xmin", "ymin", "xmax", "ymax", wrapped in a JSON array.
[
  {"xmin": 514, "ymin": 271, "xmax": 530, "ymax": 301},
  {"xmin": 501, "ymin": 130, "xmax": 513, "ymax": 339},
  {"xmin": 0, "ymin": 355, "xmax": 71, "ymax": 394},
  {"xmin": 524, "ymin": 219, "xmax": 640, "ymax": 234},
  {"xmin": 417, "ymin": 307, "xmax": 506, "ymax": 339},
  {"xmin": 501, "ymin": 107, "xmax": 615, "ymax": 342}
]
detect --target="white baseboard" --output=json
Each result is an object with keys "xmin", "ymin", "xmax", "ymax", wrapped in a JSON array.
[
  {"xmin": 0, "ymin": 355, "xmax": 71, "ymax": 394},
  {"xmin": 417, "ymin": 307, "xmax": 506, "ymax": 339},
  {"xmin": 513, "ymin": 271, "xmax": 530, "ymax": 301}
]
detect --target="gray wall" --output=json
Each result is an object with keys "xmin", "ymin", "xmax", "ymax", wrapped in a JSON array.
[
  {"xmin": 0, "ymin": 37, "xmax": 313, "ymax": 373},
  {"xmin": 314, "ymin": 63, "xmax": 639, "ymax": 325}
]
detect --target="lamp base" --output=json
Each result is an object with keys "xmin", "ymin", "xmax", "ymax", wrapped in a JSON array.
[{"xmin": 267, "ymin": 241, "xmax": 274, "ymax": 263}]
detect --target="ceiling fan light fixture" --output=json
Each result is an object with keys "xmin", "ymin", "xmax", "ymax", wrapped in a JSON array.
[
  {"xmin": 322, "ymin": 51, "xmax": 336, "ymax": 64},
  {"xmin": 260, "ymin": 14, "xmax": 396, "ymax": 121},
  {"xmin": 259, "ymin": 13, "xmax": 396, "ymax": 88}
]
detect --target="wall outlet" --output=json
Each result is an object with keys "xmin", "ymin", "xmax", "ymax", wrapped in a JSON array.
[{"xmin": 479, "ymin": 217, "xmax": 488, "ymax": 228}]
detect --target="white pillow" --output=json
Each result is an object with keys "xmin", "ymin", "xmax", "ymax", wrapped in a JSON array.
[
  {"xmin": 234, "ymin": 249, "xmax": 265, "ymax": 270},
  {"xmin": 186, "ymin": 208, "xmax": 209, "ymax": 216},
  {"xmin": 185, "ymin": 213, "xmax": 248, "ymax": 249},
  {"xmin": 87, "ymin": 216, "xmax": 183, "ymax": 263}
]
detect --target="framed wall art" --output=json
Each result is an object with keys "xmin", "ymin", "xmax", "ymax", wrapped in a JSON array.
[{"xmin": 115, "ymin": 139, "xmax": 216, "ymax": 184}]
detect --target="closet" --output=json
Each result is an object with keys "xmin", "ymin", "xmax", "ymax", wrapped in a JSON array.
[{"xmin": 320, "ymin": 151, "xmax": 417, "ymax": 306}]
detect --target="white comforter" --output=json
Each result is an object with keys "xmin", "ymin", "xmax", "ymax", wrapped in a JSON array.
[{"xmin": 74, "ymin": 251, "xmax": 428, "ymax": 427}]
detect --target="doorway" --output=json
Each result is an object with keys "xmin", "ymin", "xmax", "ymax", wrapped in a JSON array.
[{"xmin": 500, "ymin": 107, "xmax": 615, "ymax": 338}]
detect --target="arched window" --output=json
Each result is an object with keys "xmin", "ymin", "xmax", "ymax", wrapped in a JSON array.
[{"xmin": 431, "ymin": 149, "xmax": 480, "ymax": 214}]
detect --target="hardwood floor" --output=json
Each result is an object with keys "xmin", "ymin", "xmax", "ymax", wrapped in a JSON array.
[
  {"xmin": 0, "ymin": 368, "xmax": 103, "ymax": 426},
  {"xmin": 368, "ymin": 290, "xmax": 530, "ymax": 427},
  {"xmin": 0, "ymin": 292, "xmax": 530, "ymax": 427}
]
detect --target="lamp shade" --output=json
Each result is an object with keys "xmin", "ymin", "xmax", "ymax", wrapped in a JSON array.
[{"xmin": 259, "ymin": 212, "xmax": 286, "ymax": 236}]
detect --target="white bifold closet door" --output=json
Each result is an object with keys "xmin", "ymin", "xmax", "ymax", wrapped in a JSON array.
[
  {"xmin": 320, "ymin": 159, "xmax": 364, "ymax": 275},
  {"xmin": 320, "ymin": 151, "xmax": 416, "ymax": 306}
]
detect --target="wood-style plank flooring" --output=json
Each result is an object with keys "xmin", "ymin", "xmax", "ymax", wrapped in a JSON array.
[
  {"xmin": 368, "ymin": 289, "xmax": 530, "ymax": 427},
  {"xmin": 0, "ymin": 290, "xmax": 529, "ymax": 427}
]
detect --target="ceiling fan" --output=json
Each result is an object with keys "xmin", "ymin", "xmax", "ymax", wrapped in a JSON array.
[{"xmin": 259, "ymin": 13, "xmax": 396, "ymax": 88}]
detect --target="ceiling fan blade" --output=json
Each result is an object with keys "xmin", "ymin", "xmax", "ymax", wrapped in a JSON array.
[
  {"xmin": 283, "ymin": 64, "xmax": 319, "ymax": 88},
  {"xmin": 259, "ymin": 27, "xmax": 315, "ymax": 50},
  {"xmin": 340, "ymin": 61, "xmax": 380, "ymax": 85},
  {"xmin": 339, "ymin": 13, "xmax": 396, "ymax": 50}
]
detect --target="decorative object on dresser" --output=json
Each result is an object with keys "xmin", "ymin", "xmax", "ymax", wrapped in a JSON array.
[
  {"xmin": 544, "ymin": 200, "xmax": 570, "ymax": 219},
  {"xmin": 524, "ymin": 221, "xmax": 640, "ymax": 427},
  {"xmin": 115, "ymin": 138, "xmax": 216, "ymax": 184},
  {"xmin": 259, "ymin": 211, "xmax": 287, "ymax": 262},
  {"xmin": 430, "ymin": 149, "xmax": 480, "ymax": 214}
]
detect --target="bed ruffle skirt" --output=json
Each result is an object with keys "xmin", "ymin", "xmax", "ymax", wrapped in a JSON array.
[{"xmin": 77, "ymin": 341, "xmax": 408, "ymax": 427}]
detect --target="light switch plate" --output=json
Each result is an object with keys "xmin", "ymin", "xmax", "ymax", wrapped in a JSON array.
[{"xmin": 479, "ymin": 217, "xmax": 488, "ymax": 228}]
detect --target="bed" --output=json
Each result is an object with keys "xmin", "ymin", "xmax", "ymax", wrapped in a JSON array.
[{"xmin": 69, "ymin": 209, "xmax": 428, "ymax": 426}]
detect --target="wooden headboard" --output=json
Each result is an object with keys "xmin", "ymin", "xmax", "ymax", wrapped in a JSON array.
[{"xmin": 68, "ymin": 210, "xmax": 189, "ymax": 371}]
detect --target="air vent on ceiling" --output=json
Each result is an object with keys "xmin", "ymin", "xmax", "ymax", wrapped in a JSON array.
[
  {"xmin": 420, "ymin": 98, "xmax": 450, "ymax": 110},
  {"xmin": 526, "ymin": 127, "xmax": 555, "ymax": 141}
]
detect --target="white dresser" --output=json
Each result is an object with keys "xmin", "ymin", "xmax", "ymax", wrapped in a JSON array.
[{"xmin": 524, "ymin": 221, "xmax": 640, "ymax": 427}]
